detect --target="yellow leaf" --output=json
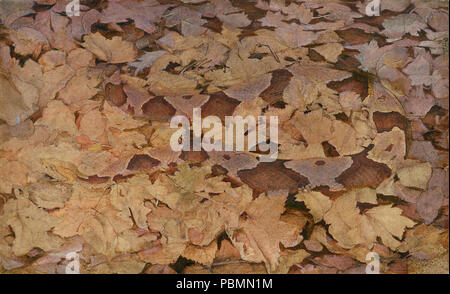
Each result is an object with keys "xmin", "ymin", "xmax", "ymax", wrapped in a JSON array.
[
  {"xmin": 1, "ymin": 197, "xmax": 62, "ymax": 256},
  {"xmin": 295, "ymin": 191, "xmax": 332, "ymax": 223},
  {"xmin": 82, "ymin": 32, "xmax": 138, "ymax": 64},
  {"xmin": 313, "ymin": 43, "xmax": 344, "ymax": 63},
  {"xmin": 324, "ymin": 190, "xmax": 415, "ymax": 250}
]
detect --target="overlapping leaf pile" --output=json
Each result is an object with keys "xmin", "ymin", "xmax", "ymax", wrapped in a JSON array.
[{"xmin": 0, "ymin": 0, "xmax": 448, "ymax": 274}]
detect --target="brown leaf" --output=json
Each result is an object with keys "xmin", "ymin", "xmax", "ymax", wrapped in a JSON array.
[{"xmin": 82, "ymin": 32, "xmax": 138, "ymax": 64}]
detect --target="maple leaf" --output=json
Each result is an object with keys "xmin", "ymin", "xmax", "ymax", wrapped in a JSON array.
[
  {"xmin": 141, "ymin": 205, "xmax": 187, "ymax": 264},
  {"xmin": 324, "ymin": 190, "xmax": 416, "ymax": 250},
  {"xmin": 316, "ymin": 2, "xmax": 362, "ymax": 25},
  {"xmin": 284, "ymin": 63, "xmax": 351, "ymax": 112},
  {"xmin": 141, "ymin": 165, "xmax": 253, "ymax": 262},
  {"xmin": 50, "ymin": 183, "xmax": 150, "ymax": 258},
  {"xmin": 206, "ymin": 0, "xmax": 251, "ymax": 28},
  {"xmin": 227, "ymin": 194, "xmax": 303, "ymax": 272},
  {"xmin": 295, "ymin": 191, "xmax": 332, "ymax": 223},
  {"xmin": 99, "ymin": 0, "xmax": 170, "ymax": 34},
  {"xmin": 164, "ymin": 6, "xmax": 207, "ymax": 36},
  {"xmin": 128, "ymin": 50, "xmax": 165, "ymax": 76},
  {"xmin": 256, "ymin": 0, "xmax": 313, "ymax": 24},
  {"xmin": 146, "ymin": 164, "xmax": 212, "ymax": 210},
  {"xmin": 205, "ymin": 36, "xmax": 284, "ymax": 89},
  {"xmin": 382, "ymin": 14, "xmax": 427, "ymax": 40},
  {"xmin": 82, "ymin": 32, "xmax": 138, "ymax": 64}
]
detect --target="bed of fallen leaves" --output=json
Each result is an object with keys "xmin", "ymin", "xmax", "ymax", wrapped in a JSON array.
[{"xmin": 0, "ymin": 0, "xmax": 448, "ymax": 274}]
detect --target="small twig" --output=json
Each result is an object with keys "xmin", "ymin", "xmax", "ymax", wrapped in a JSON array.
[
  {"xmin": 180, "ymin": 60, "xmax": 197, "ymax": 74},
  {"xmin": 257, "ymin": 43, "xmax": 280, "ymax": 63},
  {"xmin": 211, "ymin": 260, "xmax": 247, "ymax": 267},
  {"xmin": 312, "ymin": 14, "xmax": 330, "ymax": 19}
]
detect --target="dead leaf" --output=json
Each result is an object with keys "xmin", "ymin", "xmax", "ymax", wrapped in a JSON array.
[{"xmin": 82, "ymin": 32, "xmax": 138, "ymax": 64}]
